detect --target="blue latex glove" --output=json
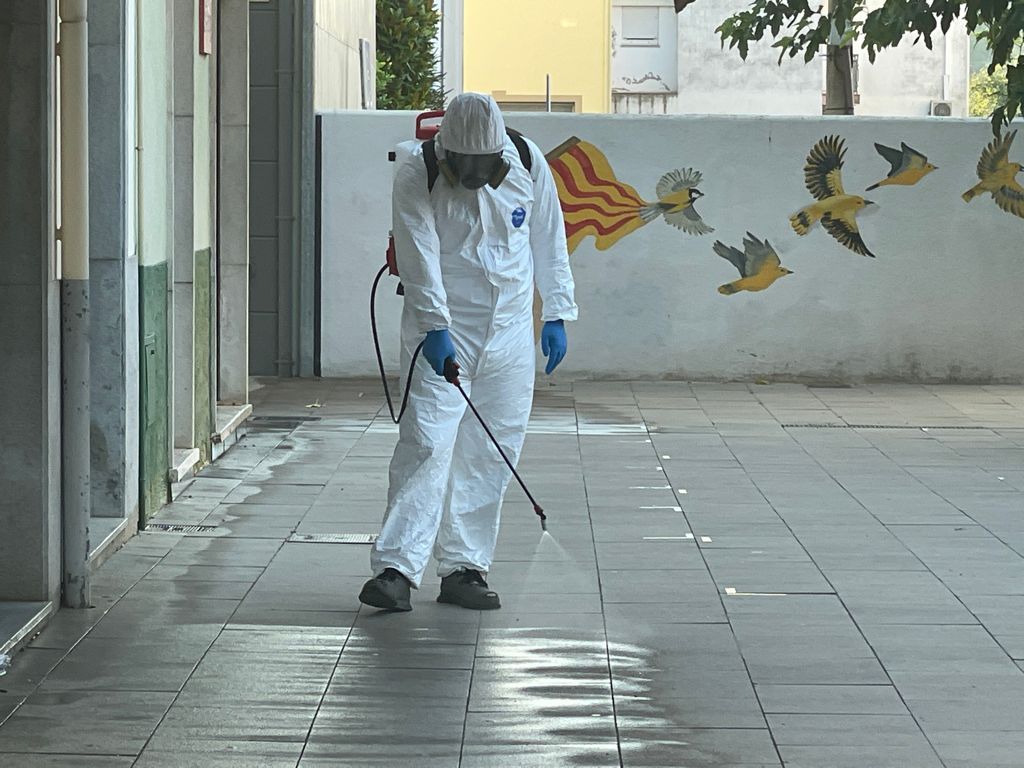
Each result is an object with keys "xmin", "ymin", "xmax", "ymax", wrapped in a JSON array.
[
  {"xmin": 422, "ymin": 329, "xmax": 456, "ymax": 377},
  {"xmin": 541, "ymin": 320, "xmax": 567, "ymax": 375}
]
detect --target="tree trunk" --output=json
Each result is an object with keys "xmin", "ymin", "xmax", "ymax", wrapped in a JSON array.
[{"xmin": 823, "ymin": 0, "xmax": 855, "ymax": 115}]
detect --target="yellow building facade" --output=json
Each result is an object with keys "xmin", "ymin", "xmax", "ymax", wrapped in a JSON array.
[{"xmin": 459, "ymin": 0, "xmax": 611, "ymax": 113}]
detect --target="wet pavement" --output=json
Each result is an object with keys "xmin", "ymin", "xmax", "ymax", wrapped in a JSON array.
[{"xmin": 2, "ymin": 378, "xmax": 1024, "ymax": 767}]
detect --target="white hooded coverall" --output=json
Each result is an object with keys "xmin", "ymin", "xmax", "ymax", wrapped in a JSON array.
[{"xmin": 371, "ymin": 95, "xmax": 578, "ymax": 586}]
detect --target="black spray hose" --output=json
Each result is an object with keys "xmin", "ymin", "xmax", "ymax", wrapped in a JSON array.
[
  {"xmin": 371, "ymin": 264, "xmax": 423, "ymax": 424},
  {"xmin": 371, "ymin": 263, "xmax": 547, "ymax": 531}
]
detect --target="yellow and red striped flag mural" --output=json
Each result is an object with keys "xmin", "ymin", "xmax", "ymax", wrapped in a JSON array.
[{"xmin": 546, "ymin": 137, "xmax": 648, "ymax": 254}]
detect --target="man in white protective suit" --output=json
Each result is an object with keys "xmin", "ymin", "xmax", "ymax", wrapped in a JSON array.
[{"xmin": 358, "ymin": 93, "xmax": 578, "ymax": 612}]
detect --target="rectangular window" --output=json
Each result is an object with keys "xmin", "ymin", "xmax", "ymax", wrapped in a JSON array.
[{"xmin": 621, "ymin": 6, "xmax": 660, "ymax": 46}]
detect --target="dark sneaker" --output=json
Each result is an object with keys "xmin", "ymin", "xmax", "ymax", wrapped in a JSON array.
[
  {"xmin": 437, "ymin": 569, "xmax": 501, "ymax": 610},
  {"xmin": 358, "ymin": 568, "xmax": 412, "ymax": 612}
]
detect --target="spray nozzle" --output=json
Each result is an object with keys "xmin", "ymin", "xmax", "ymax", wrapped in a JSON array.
[{"xmin": 534, "ymin": 504, "xmax": 547, "ymax": 532}]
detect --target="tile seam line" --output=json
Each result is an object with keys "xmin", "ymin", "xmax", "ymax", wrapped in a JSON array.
[
  {"xmin": 0, "ymin": 543, "xmax": 172, "ymax": 729},
  {"xmin": 755, "ymin": 405, "xmax": 955, "ymax": 768},
  {"xmin": 580, "ymin": 384, "xmax": 626, "ymax": 768},
  {"xmin": 631, "ymin": 381, "xmax": 786, "ymax": 768},
  {"xmin": 131, "ymin": 423, "xmax": 297, "ymax": 766}
]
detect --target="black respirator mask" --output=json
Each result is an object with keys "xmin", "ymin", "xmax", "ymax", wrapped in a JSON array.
[{"xmin": 439, "ymin": 150, "xmax": 511, "ymax": 190}]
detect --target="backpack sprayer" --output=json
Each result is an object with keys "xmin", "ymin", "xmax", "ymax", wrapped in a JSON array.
[{"xmin": 370, "ymin": 111, "xmax": 547, "ymax": 531}]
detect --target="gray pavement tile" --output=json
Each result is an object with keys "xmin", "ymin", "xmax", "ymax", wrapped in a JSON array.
[
  {"xmin": 463, "ymin": 711, "xmax": 618, "ymax": 745},
  {"xmin": 147, "ymin": 701, "xmax": 318, "ymax": 742},
  {"xmin": 0, "ymin": 693, "xmax": 24, "ymax": 724},
  {"xmin": 179, "ymin": 650, "xmax": 337, "ymax": 708},
  {"xmin": 0, "ymin": 648, "xmax": 66, "ymax": 695},
  {"xmin": 766, "ymin": 713, "xmax": 935, "ymax": 746},
  {"xmin": 137, "ymin": 747, "xmax": 303, "ymax": 767},
  {"xmin": 929, "ymin": 730, "xmax": 1024, "ymax": 768},
  {"xmin": 125, "ymin": 577, "xmax": 253, "ymax": 601},
  {"xmin": 0, "ymin": 690, "xmax": 175, "ymax": 755},
  {"xmin": 83, "ymin": 595, "xmax": 236, "ymax": 640},
  {"xmin": 160, "ymin": 537, "xmax": 283, "ymax": 567},
  {"xmin": 593, "ymin": 540, "xmax": 706, "ymax": 571},
  {"xmin": 755, "ymin": 683, "xmax": 908, "ymax": 715},
  {"xmin": 459, "ymin": 742, "xmax": 621, "ymax": 768},
  {"xmin": 354, "ymin": 603, "xmax": 481, "ymax": 632},
  {"xmin": 36, "ymin": 636, "xmax": 211, "ymax": 692},
  {"xmin": 603, "ymin": 598, "xmax": 728, "ymax": 624},
  {"xmin": 326, "ymin": 666, "xmax": 472, "ymax": 701},
  {"xmin": 827, "ymin": 570, "xmax": 978, "ymax": 625},
  {"xmin": 144, "ymin": 564, "xmax": 266, "ymax": 582},
  {"xmin": 210, "ymin": 625, "xmax": 348, "ymax": 654},
  {"xmin": 904, "ymin": 695, "xmax": 1024, "ymax": 731},
  {"xmin": 858, "ymin": 624, "xmax": 1018, "ymax": 668},
  {"xmin": 599, "ymin": 569, "xmax": 717, "ymax": 604},
  {"xmin": 778, "ymin": 745, "xmax": 945, "ymax": 768},
  {"xmin": 338, "ymin": 641, "xmax": 476, "ymax": 670},
  {"xmin": 25, "ymin": 606, "xmax": 108, "ymax": 650},
  {"xmin": 226, "ymin": 612, "xmax": 356, "ymax": 641},
  {"xmin": 0, "ymin": 757, "xmax": 135, "ymax": 767},
  {"xmin": 221, "ymin": 484, "xmax": 323, "ymax": 505},
  {"xmin": 301, "ymin": 754, "xmax": 460, "ymax": 768},
  {"xmin": 615, "ymin": 694, "xmax": 766, "ymax": 729},
  {"xmin": 618, "ymin": 727, "xmax": 780, "ymax": 767}
]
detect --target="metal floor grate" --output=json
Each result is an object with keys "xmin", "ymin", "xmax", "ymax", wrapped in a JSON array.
[
  {"xmin": 248, "ymin": 415, "xmax": 322, "ymax": 430},
  {"xmin": 146, "ymin": 523, "xmax": 220, "ymax": 533},
  {"xmin": 287, "ymin": 533, "xmax": 378, "ymax": 544}
]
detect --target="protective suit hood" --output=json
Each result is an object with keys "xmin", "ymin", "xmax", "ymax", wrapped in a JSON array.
[{"xmin": 437, "ymin": 93, "xmax": 507, "ymax": 156}]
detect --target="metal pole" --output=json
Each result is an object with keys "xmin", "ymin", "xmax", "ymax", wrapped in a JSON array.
[
  {"xmin": 58, "ymin": 0, "xmax": 91, "ymax": 608},
  {"xmin": 545, "ymin": 73, "xmax": 551, "ymax": 112}
]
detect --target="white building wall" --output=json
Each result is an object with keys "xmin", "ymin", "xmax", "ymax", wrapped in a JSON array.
[
  {"xmin": 313, "ymin": 0, "xmax": 375, "ymax": 111},
  {"xmin": 320, "ymin": 111, "xmax": 1023, "ymax": 383},
  {"xmin": 613, "ymin": 0, "xmax": 970, "ymax": 117}
]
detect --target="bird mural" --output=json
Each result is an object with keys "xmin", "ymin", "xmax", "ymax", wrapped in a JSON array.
[
  {"xmin": 790, "ymin": 135, "xmax": 876, "ymax": 258},
  {"xmin": 640, "ymin": 168, "xmax": 714, "ymax": 235},
  {"xmin": 545, "ymin": 137, "xmax": 712, "ymax": 253},
  {"xmin": 962, "ymin": 130, "xmax": 1024, "ymax": 219},
  {"xmin": 713, "ymin": 233, "xmax": 793, "ymax": 296},
  {"xmin": 866, "ymin": 142, "xmax": 937, "ymax": 191}
]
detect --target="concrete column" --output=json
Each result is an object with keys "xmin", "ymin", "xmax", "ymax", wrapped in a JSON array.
[
  {"xmin": 89, "ymin": 0, "xmax": 138, "ymax": 522},
  {"xmin": 58, "ymin": 0, "xmax": 92, "ymax": 608},
  {"xmin": 0, "ymin": 1, "xmax": 62, "ymax": 605},
  {"xmin": 218, "ymin": 0, "xmax": 250, "ymax": 404},
  {"xmin": 172, "ymin": 0, "xmax": 195, "ymax": 449}
]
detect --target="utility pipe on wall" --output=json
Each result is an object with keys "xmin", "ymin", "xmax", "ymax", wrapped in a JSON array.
[{"xmin": 57, "ymin": 0, "xmax": 91, "ymax": 608}]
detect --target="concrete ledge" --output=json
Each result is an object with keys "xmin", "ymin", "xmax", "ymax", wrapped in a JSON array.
[
  {"xmin": 212, "ymin": 403, "xmax": 252, "ymax": 461},
  {"xmin": 88, "ymin": 515, "xmax": 136, "ymax": 571},
  {"xmin": 170, "ymin": 447, "xmax": 201, "ymax": 484},
  {"xmin": 0, "ymin": 601, "xmax": 54, "ymax": 658}
]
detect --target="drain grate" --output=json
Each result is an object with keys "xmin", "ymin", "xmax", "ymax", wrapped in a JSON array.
[
  {"xmin": 782, "ymin": 424, "xmax": 991, "ymax": 430},
  {"xmin": 288, "ymin": 533, "xmax": 378, "ymax": 544},
  {"xmin": 248, "ymin": 415, "xmax": 322, "ymax": 430},
  {"xmin": 147, "ymin": 523, "xmax": 220, "ymax": 533}
]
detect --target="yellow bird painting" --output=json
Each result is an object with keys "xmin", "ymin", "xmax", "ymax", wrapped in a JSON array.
[
  {"xmin": 866, "ymin": 142, "xmax": 937, "ymax": 191},
  {"xmin": 638, "ymin": 168, "xmax": 714, "ymax": 235},
  {"xmin": 962, "ymin": 130, "xmax": 1024, "ymax": 219},
  {"xmin": 790, "ymin": 135, "xmax": 876, "ymax": 258},
  {"xmin": 713, "ymin": 233, "xmax": 793, "ymax": 296}
]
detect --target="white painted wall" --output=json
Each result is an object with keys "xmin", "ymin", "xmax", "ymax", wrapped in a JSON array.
[
  {"xmin": 320, "ymin": 111, "xmax": 1024, "ymax": 383},
  {"xmin": 313, "ymin": 0, "xmax": 375, "ymax": 111}
]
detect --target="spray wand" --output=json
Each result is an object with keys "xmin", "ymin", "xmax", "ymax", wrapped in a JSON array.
[{"xmin": 443, "ymin": 358, "xmax": 547, "ymax": 532}]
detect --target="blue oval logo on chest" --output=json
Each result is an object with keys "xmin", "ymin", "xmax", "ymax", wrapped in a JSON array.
[{"xmin": 511, "ymin": 207, "xmax": 526, "ymax": 228}]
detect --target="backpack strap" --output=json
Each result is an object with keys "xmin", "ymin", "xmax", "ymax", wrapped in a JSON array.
[
  {"xmin": 422, "ymin": 138, "xmax": 441, "ymax": 193},
  {"xmin": 506, "ymin": 128, "xmax": 533, "ymax": 174},
  {"xmin": 422, "ymin": 128, "xmax": 533, "ymax": 193}
]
